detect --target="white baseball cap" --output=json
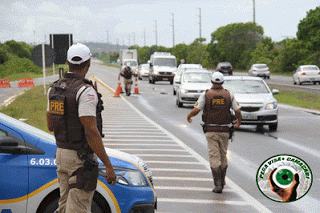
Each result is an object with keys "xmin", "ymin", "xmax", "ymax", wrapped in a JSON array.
[
  {"xmin": 211, "ymin": 72, "xmax": 224, "ymax": 83},
  {"xmin": 67, "ymin": 43, "xmax": 92, "ymax": 64}
]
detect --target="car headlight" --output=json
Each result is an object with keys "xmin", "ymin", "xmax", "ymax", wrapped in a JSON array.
[
  {"xmin": 181, "ymin": 88, "xmax": 187, "ymax": 93},
  {"xmin": 154, "ymin": 70, "xmax": 159, "ymax": 75},
  {"xmin": 99, "ymin": 167, "xmax": 147, "ymax": 187},
  {"xmin": 266, "ymin": 102, "xmax": 278, "ymax": 110}
]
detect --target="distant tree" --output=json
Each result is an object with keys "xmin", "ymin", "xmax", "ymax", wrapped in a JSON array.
[
  {"xmin": 297, "ymin": 7, "xmax": 320, "ymax": 51},
  {"xmin": 0, "ymin": 44, "xmax": 10, "ymax": 64},
  {"xmin": 170, "ymin": 43, "xmax": 189, "ymax": 66},
  {"xmin": 186, "ymin": 38, "xmax": 208, "ymax": 67},
  {"xmin": 208, "ymin": 22, "xmax": 264, "ymax": 69},
  {"xmin": 4, "ymin": 40, "xmax": 32, "ymax": 59}
]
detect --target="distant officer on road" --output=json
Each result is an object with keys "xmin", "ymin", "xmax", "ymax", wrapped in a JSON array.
[
  {"xmin": 187, "ymin": 72, "xmax": 241, "ymax": 193},
  {"xmin": 47, "ymin": 43, "xmax": 116, "ymax": 212},
  {"xmin": 119, "ymin": 63, "xmax": 136, "ymax": 96}
]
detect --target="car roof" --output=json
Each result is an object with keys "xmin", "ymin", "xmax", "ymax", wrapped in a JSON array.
[
  {"xmin": 224, "ymin": 76, "xmax": 265, "ymax": 81},
  {"xmin": 178, "ymin": 64, "xmax": 202, "ymax": 68},
  {"xmin": 299, "ymin": 65, "xmax": 319, "ymax": 68},
  {"xmin": 183, "ymin": 69, "xmax": 211, "ymax": 74},
  {"xmin": 252, "ymin": 63, "xmax": 267, "ymax": 66}
]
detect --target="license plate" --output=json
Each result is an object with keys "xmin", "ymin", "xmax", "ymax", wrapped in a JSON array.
[
  {"xmin": 242, "ymin": 114, "xmax": 258, "ymax": 120},
  {"xmin": 310, "ymin": 78, "xmax": 315, "ymax": 81},
  {"xmin": 163, "ymin": 78, "xmax": 168, "ymax": 81}
]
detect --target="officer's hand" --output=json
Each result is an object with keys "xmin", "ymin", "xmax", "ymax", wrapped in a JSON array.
[
  {"xmin": 187, "ymin": 116, "xmax": 192, "ymax": 123},
  {"xmin": 233, "ymin": 120, "xmax": 240, "ymax": 128},
  {"xmin": 105, "ymin": 169, "xmax": 117, "ymax": 187},
  {"xmin": 268, "ymin": 168, "xmax": 300, "ymax": 202}
]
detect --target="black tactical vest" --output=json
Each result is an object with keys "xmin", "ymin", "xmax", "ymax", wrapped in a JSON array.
[
  {"xmin": 48, "ymin": 72, "xmax": 104, "ymax": 150},
  {"xmin": 202, "ymin": 88, "xmax": 232, "ymax": 132}
]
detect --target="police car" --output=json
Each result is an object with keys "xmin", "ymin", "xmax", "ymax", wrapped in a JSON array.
[{"xmin": 0, "ymin": 112, "xmax": 156, "ymax": 213}]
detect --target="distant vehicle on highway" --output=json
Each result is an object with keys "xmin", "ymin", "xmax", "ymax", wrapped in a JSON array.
[
  {"xmin": 223, "ymin": 76, "xmax": 279, "ymax": 131},
  {"xmin": 216, "ymin": 62, "xmax": 233, "ymax": 75},
  {"xmin": 149, "ymin": 52, "xmax": 176, "ymax": 84},
  {"xmin": 293, "ymin": 65, "xmax": 320, "ymax": 85},
  {"xmin": 0, "ymin": 112, "xmax": 156, "ymax": 212},
  {"xmin": 248, "ymin": 63, "xmax": 270, "ymax": 79},
  {"xmin": 176, "ymin": 70, "xmax": 212, "ymax": 107},
  {"xmin": 137, "ymin": 64, "xmax": 150, "ymax": 80},
  {"xmin": 173, "ymin": 65, "xmax": 204, "ymax": 95}
]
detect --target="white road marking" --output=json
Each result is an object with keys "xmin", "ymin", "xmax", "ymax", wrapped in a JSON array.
[
  {"xmin": 153, "ymin": 176, "xmax": 212, "ymax": 181},
  {"xmin": 158, "ymin": 198, "xmax": 247, "ymax": 205},
  {"xmin": 146, "ymin": 161, "xmax": 203, "ymax": 165},
  {"xmin": 151, "ymin": 168, "xmax": 210, "ymax": 173},
  {"xmin": 155, "ymin": 186, "xmax": 233, "ymax": 192}
]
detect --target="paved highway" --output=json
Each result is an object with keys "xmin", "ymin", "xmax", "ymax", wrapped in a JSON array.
[{"xmin": 89, "ymin": 60, "xmax": 320, "ymax": 213}]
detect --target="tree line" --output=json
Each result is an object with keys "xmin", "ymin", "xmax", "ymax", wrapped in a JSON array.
[
  {"xmin": 0, "ymin": 40, "xmax": 41, "ymax": 79},
  {"xmin": 101, "ymin": 7, "xmax": 320, "ymax": 74}
]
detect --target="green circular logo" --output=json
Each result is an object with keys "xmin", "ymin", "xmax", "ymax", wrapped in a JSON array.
[{"xmin": 256, "ymin": 154, "xmax": 313, "ymax": 202}]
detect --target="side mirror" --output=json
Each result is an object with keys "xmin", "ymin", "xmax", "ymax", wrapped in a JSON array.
[
  {"xmin": 0, "ymin": 137, "xmax": 21, "ymax": 154},
  {"xmin": 272, "ymin": 89, "xmax": 280, "ymax": 95}
]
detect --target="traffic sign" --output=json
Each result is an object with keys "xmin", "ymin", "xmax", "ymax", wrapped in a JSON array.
[{"xmin": 31, "ymin": 44, "xmax": 56, "ymax": 67}]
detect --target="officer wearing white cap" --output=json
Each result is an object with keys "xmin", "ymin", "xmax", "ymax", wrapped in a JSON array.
[
  {"xmin": 187, "ymin": 72, "xmax": 242, "ymax": 193},
  {"xmin": 47, "ymin": 43, "xmax": 116, "ymax": 212}
]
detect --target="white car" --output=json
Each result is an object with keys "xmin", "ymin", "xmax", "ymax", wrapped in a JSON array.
[
  {"xmin": 248, "ymin": 64, "xmax": 270, "ymax": 79},
  {"xmin": 223, "ymin": 76, "xmax": 279, "ymax": 131},
  {"xmin": 176, "ymin": 70, "xmax": 212, "ymax": 107},
  {"xmin": 137, "ymin": 64, "xmax": 150, "ymax": 80},
  {"xmin": 293, "ymin": 65, "xmax": 320, "ymax": 85}
]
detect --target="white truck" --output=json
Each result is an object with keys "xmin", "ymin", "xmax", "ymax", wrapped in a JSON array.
[
  {"xmin": 119, "ymin": 49, "xmax": 139, "ymax": 73},
  {"xmin": 149, "ymin": 52, "xmax": 177, "ymax": 84}
]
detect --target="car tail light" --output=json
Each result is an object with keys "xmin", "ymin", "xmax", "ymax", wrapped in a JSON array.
[
  {"xmin": 231, "ymin": 67, "xmax": 233, "ymax": 70},
  {"xmin": 301, "ymin": 72, "xmax": 306, "ymax": 75},
  {"xmin": 318, "ymin": 72, "xmax": 320, "ymax": 75},
  {"xmin": 219, "ymin": 67, "xmax": 222, "ymax": 70},
  {"xmin": 252, "ymin": 70, "xmax": 256, "ymax": 72}
]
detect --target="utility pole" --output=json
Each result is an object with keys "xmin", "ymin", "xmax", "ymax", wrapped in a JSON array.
[
  {"xmin": 133, "ymin": 32, "xmax": 135, "ymax": 46},
  {"xmin": 197, "ymin": 7, "xmax": 202, "ymax": 43},
  {"xmin": 154, "ymin": 20, "xmax": 158, "ymax": 46},
  {"xmin": 144, "ymin": 28, "xmax": 146, "ymax": 47},
  {"xmin": 252, "ymin": 0, "xmax": 256, "ymax": 23},
  {"xmin": 171, "ymin": 13, "xmax": 175, "ymax": 47}
]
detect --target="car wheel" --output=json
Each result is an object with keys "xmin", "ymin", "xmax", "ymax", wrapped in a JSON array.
[
  {"xmin": 298, "ymin": 78, "xmax": 302, "ymax": 85},
  {"xmin": 152, "ymin": 77, "xmax": 155, "ymax": 84},
  {"xmin": 149, "ymin": 77, "xmax": 152, "ymax": 83},
  {"xmin": 269, "ymin": 123, "xmax": 278, "ymax": 132},
  {"xmin": 173, "ymin": 89, "xmax": 176, "ymax": 95},
  {"xmin": 170, "ymin": 79, "xmax": 173, "ymax": 84},
  {"xmin": 176, "ymin": 97, "xmax": 183, "ymax": 107},
  {"xmin": 313, "ymin": 81, "xmax": 317, "ymax": 85},
  {"xmin": 293, "ymin": 78, "xmax": 296, "ymax": 85}
]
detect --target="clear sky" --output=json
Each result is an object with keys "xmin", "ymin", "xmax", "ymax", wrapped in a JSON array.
[{"xmin": 1, "ymin": 0, "xmax": 319, "ymax": 47}]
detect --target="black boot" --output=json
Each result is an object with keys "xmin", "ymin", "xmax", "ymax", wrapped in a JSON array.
[
  {"xmin": 211, "ymin": 166, "xmax": 223, "ymax": 193},
  {"xmin": 221, "ymin": 166, "xmax": 228, "ymax": 189}
]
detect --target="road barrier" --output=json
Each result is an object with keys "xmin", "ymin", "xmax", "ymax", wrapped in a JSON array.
[
  {"xmin": 0, "ymin": 78, "xmax": 10, "ymax": 88},
  {"xmin": 18, "ymin": 78, "xmax": 34, "ymax": 88}
]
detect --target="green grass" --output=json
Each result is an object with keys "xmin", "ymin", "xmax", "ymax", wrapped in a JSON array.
[
  {"xmin": 273, "ymin": 89, "xmax": 320, "ymax": 111},
  {"xmin": 0, "ymin": 85, "xmax": 51, "ymax": 133},
  {"xmin": 4, "ymin": 64, "xmax": 68, "ymax": 81}
]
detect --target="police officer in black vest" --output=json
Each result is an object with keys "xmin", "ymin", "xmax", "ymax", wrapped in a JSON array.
[
  {"xmin": 187, "ymin": 72, "xmax": 242, "ymax": 193},
  {"xmin": 47, "ymin": 43, "xmax": 116, "ymax": 212},
  {"xmin": 119, "ymin": 63, "xmax": 136, "ymax": 96}
]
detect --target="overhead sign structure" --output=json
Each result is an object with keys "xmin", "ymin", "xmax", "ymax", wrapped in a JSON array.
[
  {"xmin": 31, "ymin": 44, "xmax": 56, "ymax": 67},
  {"xmin": 50, "ymin": 34, "xmax": 73, "ymax": 64}
]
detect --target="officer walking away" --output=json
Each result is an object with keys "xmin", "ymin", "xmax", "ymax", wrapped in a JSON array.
[
  {"xmin": 187, "ymin": 72, "xmax": 241, "ymax": 193},
  {"xmin": 119, "ymin": 63, "xmax": 135, "ymax": 96},
  {"xmin": 46, "ymin": 43, "xmax": 116, "ymax": 213}
]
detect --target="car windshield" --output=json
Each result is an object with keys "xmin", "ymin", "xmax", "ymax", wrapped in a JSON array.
[
  {"xmin": 219, "ymin": 63, "xmax": 232, "ymax": 67},
  {"xmin": 124, "ymin": 61, "xmax": 138, "ymax": 66},
  {"xmin": 223, "ymin": 79, "xmax": 270, "ymax": 94},
  {"xmin": 141, "ymin": 64, "xmax": 149, "ymax": 68},
  {"xmin": 182, "ymin": 73, "xmax": 211, "ymax": 83},
  {"xmin": 303, "ymin": 66, "xmax": 319, "ymax": 71},
  {"xmin": 254, "ymin": 64, "xmax": 268, "ymax": 69},
  {"xmin": 154, "ymin": 58, "xmax": 176, "ymax": 67},
  {"xmin": 0, "ymin": 113, "xmax": 55, "ymax": 143}
]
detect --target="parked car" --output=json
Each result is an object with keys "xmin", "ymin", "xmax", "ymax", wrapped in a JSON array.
[
  {"xmin": 216, "ymin": 62, "xmax": 233, "ymax": 75},
  {"xmin": 176, "ymin": 70, "xmax": 212, "ymax": 107},
  {"xmin": 137, "ymin": 63, "xmax": 150, "ymax": 80},
  {"xmin": 0, "ymin": 112, "xmax": 156, "ymax": 213},
  {"xmin": 223, "ymin": 76, "xmax": 279, "ymax": 131},
  {"xmin": 173, "ymin": 65, "xmax": 204, "ymax": 95},
  {"xmin": 293, "ymin": 65, "xmax": 320, "ymax": 85},
  {"xmin": 248, "ymin": 64, "xmax": 270, "ymax": 79}
]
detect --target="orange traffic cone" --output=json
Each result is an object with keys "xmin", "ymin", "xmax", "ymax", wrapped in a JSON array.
[
  {"xmin": 114, "ymin": 81, "xmax": 122, "ymax": 97},
  {"xmin": 134, "ymin": 77, "xmax": 139, "ymax": 94},
  {"xmin": 118, "ymin": 79, "xmax": 124, "ymax": 93}
]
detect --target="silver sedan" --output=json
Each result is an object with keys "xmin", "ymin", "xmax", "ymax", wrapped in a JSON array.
[{"xmin": 223, "ymin": 76, "xmax": 279, "ymax": 131}]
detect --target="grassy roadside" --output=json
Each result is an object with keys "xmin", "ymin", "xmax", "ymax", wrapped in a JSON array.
[{"xmin": 0, "ymin": 81, "xmax": 319, "ymax": 134}]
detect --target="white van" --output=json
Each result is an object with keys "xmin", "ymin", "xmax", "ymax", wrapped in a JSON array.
[{"xmin": 149, "ymin": 52, "xmax": 177, "ymax": 84}]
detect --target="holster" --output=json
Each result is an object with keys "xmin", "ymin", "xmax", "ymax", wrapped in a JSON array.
[
  {"xmin": 70, "ymin": 166, "xmax": 99, "ymax": 192},
  {"xmin": 69, "ymin": 144, "xmax": 99, "ymax": 191},
  {"xmin": 201, "ymin": 124, "xmax": 207, "ymax": 133}
]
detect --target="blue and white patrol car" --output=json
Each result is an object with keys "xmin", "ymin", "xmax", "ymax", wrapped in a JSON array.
[{"xmin": 0, "ymin": 112, "xmax": 156, "ymax": 213}]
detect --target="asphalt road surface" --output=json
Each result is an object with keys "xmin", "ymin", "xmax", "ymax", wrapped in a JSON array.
[{"xmin": 89, "ymin": 60, "xmax": 320, "ymax": 213}]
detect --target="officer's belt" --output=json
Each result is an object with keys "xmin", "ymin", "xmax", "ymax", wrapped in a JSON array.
[{"xmin": 205, "ymin": 124, "xmax": 232, "ymax": 132}]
